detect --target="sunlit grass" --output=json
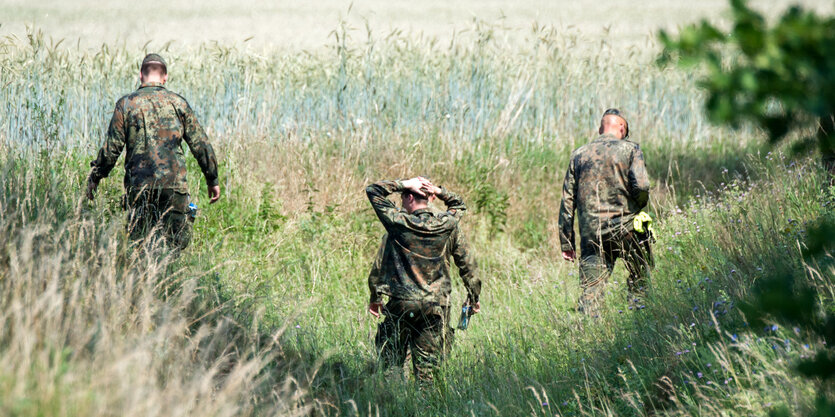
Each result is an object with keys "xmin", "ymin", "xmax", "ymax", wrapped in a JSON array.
[{"xmin": 0, "ymin": 23, "xmax": 831, "ymax": 416}]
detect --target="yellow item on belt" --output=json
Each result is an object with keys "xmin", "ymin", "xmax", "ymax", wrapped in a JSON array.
[{"xmin": 633, "ymin": 211, "xmax": 653, "ymax": 234}]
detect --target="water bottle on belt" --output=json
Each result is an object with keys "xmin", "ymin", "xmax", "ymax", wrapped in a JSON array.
[
  {"xmin": 188, "ymin": 202, "xmax": 198, "ymax": 221},
  {"xmin": 457, "ymin": 305, "xmax": 474, "ymax": 330}
]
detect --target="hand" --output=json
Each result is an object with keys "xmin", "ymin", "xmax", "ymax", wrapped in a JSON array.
[
  {"xmin": 471, "ymin": 301, "xmax": 481, "ymax": 314},
  {"xmin": 208, "ymin": 185, "xmax": 221, "ymax": 204},
  {"xmin": 86, "ymin": 177, "xmax": 98, "ymax": 201},
  {"xmin": 416, "ymin": 177, "xmax": 442, "ymax": 196},
  {"xmin": 400, "ymin": 178, "xmax": 428, "ymax": 197},
  {"xmin": 368, "ymin": 302, "xmax": 383, "ymax": 318},
  {"xmin": 562, "ymin": 250, "xmax": 576, "ymax": 262}
]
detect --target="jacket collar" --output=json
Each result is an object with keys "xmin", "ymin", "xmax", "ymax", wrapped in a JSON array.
[
  {"xmin": 594, "ymin": 133, "xmax": 620, "ymax": 142},
  {"xmin": 139, "ymin": 81, "xmax": 166, "ymax": 89}
]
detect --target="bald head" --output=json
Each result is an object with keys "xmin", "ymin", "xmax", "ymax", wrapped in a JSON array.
[{"xmin": 599, "ymin": 114, "xmax": 627, "ymax": 139}]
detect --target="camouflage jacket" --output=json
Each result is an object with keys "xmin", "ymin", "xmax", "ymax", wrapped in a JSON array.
[
  {"xmin": 558, "ymin": 133, "xmax": 650, "ymax": 252},
  {"xmin": 366, "ymin": 181, "xmax": 480, "ymax": 306},
  {"xmin": 88, "ymin": 82, "xmax": 218, "ymax": 192}
]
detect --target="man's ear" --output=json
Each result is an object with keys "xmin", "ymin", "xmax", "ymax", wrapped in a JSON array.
[{"xmin": 599, "ymin": 125, "xmax": 604, "ymax": 135}]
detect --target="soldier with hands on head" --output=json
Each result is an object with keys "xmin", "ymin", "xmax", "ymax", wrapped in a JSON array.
[
  {"xmin": 86, "ymin": 53, "xmax": 220, "ymax": 253},
  {"xmin": 558, "ymin": 109, "xmax": 653, "ymax": 316},
  {"xmin": 366, "ymin": 177, "xmax": 480, "ymax": 382}
]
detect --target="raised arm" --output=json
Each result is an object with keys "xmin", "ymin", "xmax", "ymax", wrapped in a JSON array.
[
  {"xmin": 435, "ymin": 186, "xmax": 467, "ymax": 219},
  {"xmin": 628, "ymin": 145, "xmax": 650, "ymax": 209},
  {"xmin": 366, "ymin": 178, "xmax": 427, "ymax": 230},
  {"xmin": 87, "ymin": 100, "xmax": 127, "ymax": 199},
  {"xmin": 558, "ymin": 156, "xmax": 577, "ymax": 253}
]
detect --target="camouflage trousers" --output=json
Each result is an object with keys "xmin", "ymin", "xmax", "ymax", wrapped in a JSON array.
[
  {"xmin": 375, "ymin": 298, "xmax": 454, "ymax": 382},
  {"xmin": 577, "ymin": 232, "xmax": 653, "ymax": 316},
  {"xmin": 126, "ymin": 188, "xmax": 193, "ymax": 253}
]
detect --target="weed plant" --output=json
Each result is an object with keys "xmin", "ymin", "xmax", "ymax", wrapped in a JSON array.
[{"xmin": 0, "ymin": 24, "xmax": 831, "ymax": 416}]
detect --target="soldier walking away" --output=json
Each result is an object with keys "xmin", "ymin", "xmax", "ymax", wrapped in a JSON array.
[
  {"xmin": 366, "ymin": 177, "xmax": 481, "ymax": 382},
  {"xmin": 86, "ymin": 53, "xmax": 220, "ymax": 253},
  {"xmin": 558, "ymin": 109, "xmax": 653, "ymax": 317}
]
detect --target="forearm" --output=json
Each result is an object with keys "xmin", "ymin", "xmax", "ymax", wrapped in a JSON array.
[
  {"xmin": 461, "ymin": 268, "xmax": 481, "ymax": 304},
  {"xmin": 436, "ymin": 187, "xmax": 467, "ymax": 214},
  {"xmin": 191, "ymin": 140, "xmax": 219, "ymax": 187},
  {"xmin": 183, "ymin": 112, "xmax": 219, "ymax": 187},
  {"xmin": 366, "ymin": 180, "xmax": 403, "ymax": 209},
  {"xmin": 451, "ymin": 227, "xmax": 480, "ymax": 303},
  {"xmin": 558, "ymin": 203, "xmax": 575, "ymax": 252},
  {"xmin": 88, "ymin": 146, "xmax": 120, "ymax": 183}
]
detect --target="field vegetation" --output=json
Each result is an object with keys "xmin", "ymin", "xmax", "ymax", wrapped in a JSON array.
[{"xmin": 1, "ymin": 7, "xmax": 833, "ymax": 415}]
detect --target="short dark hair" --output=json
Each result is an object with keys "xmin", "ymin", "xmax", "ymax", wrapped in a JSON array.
[
  {"xmin": 141, "ymin": 63, "xmax": 166, "ymax": 77},
  {"xmin": 402, "ymin": 190, "xmax": 428, "ymax": 203}
]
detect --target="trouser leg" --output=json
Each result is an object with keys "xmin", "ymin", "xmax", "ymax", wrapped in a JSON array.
[
  {"xmin": 375, "ymin": 301, "xmax": 411, "ymax": 375},
  {"xmin": 126, "ymin": 189, "xmax": 192, "ymax": 253},
  {"xmin": 577, "ymin": 241, "xmax": 614, "ymax": 316},
  {"xmin": 126, "ymin": 190, "xmax": 159, "ymax": 245},
  {"xmin": 621, "ymin": 232, "xmax": 653, "ymax": 307},
  {"xmin": 410, "ymin": 305, "xmax": 453, "ymax": 383}
]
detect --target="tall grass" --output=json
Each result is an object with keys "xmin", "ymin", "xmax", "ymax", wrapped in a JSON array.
[{"xmin": 0, "ymin": 22, "xmax": 831, "ymax": 416}]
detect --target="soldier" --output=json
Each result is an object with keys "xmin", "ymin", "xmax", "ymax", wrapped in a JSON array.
[
  {"xmin": 86, "ymin": 53, "xmax": 220, "ymax": 253},
  {"xmin": 366, "ymin": 177, "xmax": 480, "ymax": 382},
  {"xmin": 558, "ymin": 109, "xmax": 653, "ymax": 316}
]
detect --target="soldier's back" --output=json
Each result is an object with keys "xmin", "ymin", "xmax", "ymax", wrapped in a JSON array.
[
  {"xmin": 118, "ymin": 84, "xmax": 192, "ymax": 191},
  {"xmin": 570, "ymin": 134, "xmax": 642, "ymax": 241}
]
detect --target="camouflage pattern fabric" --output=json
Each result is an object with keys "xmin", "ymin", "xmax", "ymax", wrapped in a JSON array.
[
  {"xmin": 366, "ymin": 180, "xmax": 480, "ymax": 381},
  {"xmin": 375, "ymin": 299, "xmax": 454, "ymax": 382},
  {"xmin": 366, "ymin": 180, "xmax": 480, "ymax": 306},
  {"xmin": 578, "ymin": 232, "xmax": 653, "ymax": 316},
  {"xmin": 126, "ymin": 188, "xmax": 193, "ymax": 252},
  {"xmin": 88, "ymin": 81, "xmax": 218, "ymax": 192},
  {"xmin": 558, "ymin": 133, "xmax": 652, "ymax": 315}
]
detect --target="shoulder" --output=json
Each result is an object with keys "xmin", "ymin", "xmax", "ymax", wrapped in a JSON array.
[
  {"xmin": 164, "ymin": 90, "xmax": 191, "ymax": 110},
  {"xmin": 116, "ymin": 92, "xmax": 139, "ymax": 110},
  {"xmin": 622, "ymin": 139, "xmax": 642, "ymax": 151},
  {"xmin": 571, "ymin": 143, "xmax": 590, "ymax": 159},
  {"xmin": 435, "ymin": 211, "xmax": 460, "ymax": 229}
]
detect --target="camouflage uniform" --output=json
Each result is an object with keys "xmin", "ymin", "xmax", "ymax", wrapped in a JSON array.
[
  {"xmin": 88, "ymin": 71, "xmax": 218, "ymax": 251},
  {"xmin": 558, "ymin": 133, "xmax": 652, "ymax": 316},
  {"xmin": 366, "ymin": 181, "xmax": 480, "ymax": 381}
]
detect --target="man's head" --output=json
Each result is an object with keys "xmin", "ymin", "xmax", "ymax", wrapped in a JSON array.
[
  {"xmin": 598, "ymin": 108, "xmax": 629, "ymax": 139},
  {"xmin": 401, "ymin": 189, "xmax": 435, "ymax": 214},
  {"xmin": 140, "ymin": 53, "xmax": 168, "ymax": 84}
]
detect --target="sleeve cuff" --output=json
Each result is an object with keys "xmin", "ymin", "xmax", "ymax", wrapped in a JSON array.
[
  {"xmin": 206, "ymin": 177, "xmax": 219, "ymax": 187},
  {"xmin": 561, "ymin": 243, "xmax": 574, "ymax": 252},
  {"xmin": 369, "ymin": 293, "xmax": 383, "ymax": 304},
  {"xmin": 436, "ymin": 186, "xmax": 450, "ymax": 201},
  {"xmin": 467, "ymin": 292, "xmax": 479, "ymax": 305}
]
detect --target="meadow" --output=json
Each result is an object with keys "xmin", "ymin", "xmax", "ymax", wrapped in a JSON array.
[{"xmin": 0, "ymin": 6, "xmax": 833, "ymax": 416}]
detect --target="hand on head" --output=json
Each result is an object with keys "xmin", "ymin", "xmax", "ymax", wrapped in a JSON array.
[{"xmin": 403, "ymin": 177, "xmax": 440, "ymax": 197}]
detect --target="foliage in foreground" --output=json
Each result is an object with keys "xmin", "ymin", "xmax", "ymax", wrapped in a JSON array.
[
  {"xmin": 0, "ymin": 150, "xmax": 314, "ymax": 415},
  {"xmin": 661, "ymin": 0, "xmax": 835, "ymax": 414}
]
